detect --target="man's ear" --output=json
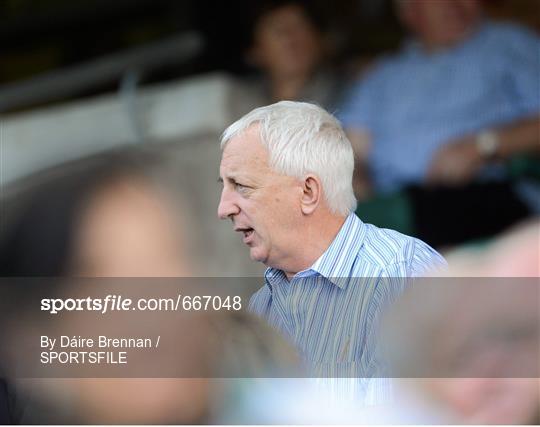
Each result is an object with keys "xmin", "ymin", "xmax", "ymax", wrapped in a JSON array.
[{"xmin": 300, "ymin": 175, "xmax": 322, "ymax": 215}]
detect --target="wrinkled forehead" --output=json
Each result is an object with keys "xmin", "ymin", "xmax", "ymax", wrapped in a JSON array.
[
  {"xmin": 220, "ymin": 126, "xmax": 272, "ymax": 174},
  {"xmin": 223, "ymin": 124, "xmax": 266, "ymax": 156},
  {"xmin": 221, "ymin": 122, "xmax": 263, "ymax": 151}
]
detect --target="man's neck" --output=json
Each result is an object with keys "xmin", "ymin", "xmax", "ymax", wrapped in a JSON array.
[
  {"xmin": 418, "ymin": 24, "xmax": 480, "ymax": 53},
  {"xmin": 278, "ymin": 212, "xmax": 348, "ymax": 279}
]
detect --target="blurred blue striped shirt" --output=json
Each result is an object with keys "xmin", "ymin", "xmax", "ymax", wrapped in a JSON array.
[
  {"xmin": 249, "ymin": 213, "xmax": 445, "ymax": 403},
  {"xmin": 338, "ymin": 21, "xmax": 540, "ymax": 193}
]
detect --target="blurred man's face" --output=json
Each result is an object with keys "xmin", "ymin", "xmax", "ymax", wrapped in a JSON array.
[
  {"xmin": 218, "ymin": 126, "xmax": 303, "ymax": 270},
  {"xmin": 399, "ymin": 0, "xmax": 482, "ymax": 49},
  {"xmin": 71, "ymin": 177, "xmax": 189, "ymax": 277},
  {"xmin": 250, "ymin": 4, "xmax": 321, "ymax": 79}
]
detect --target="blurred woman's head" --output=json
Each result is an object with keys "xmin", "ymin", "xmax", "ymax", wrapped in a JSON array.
[
  {"xmin": 0, "ymin": 150, "xmax": 190, "ymax": 277},
  {"xmin": 247, "ymin": 1, "xmax": 323, "ymax": 81}
]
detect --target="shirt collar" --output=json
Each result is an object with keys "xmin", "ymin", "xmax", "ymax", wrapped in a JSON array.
[{"xmin": 264, "ymin": 213, "xmax": 366, "ymax": 290}]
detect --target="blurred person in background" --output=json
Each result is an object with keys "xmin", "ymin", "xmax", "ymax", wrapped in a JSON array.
[
  {"xmin": 232, "ymin": 0, "xmax": 346, "ymax": 117},
  {"xmin": 0, "ymin": 150, "xmax": 206, "ymax": 423},
  {"xmin": 339, "ymin": 0, "xmax": 540, "ymax": 247},
  {"xmin": 39, "ymin": 310, "xmax": 300, "ymax": 424},
  {"xmin": 0, "ymin": 149, "xmax": 300, "ymax": 423},
  {"xmin": 0, "ymin": 151, "xmax": 189, "ymax": 277},
  {"xmin": 376, "ymin": 220, "xmax": 540, "ymax": 424}
]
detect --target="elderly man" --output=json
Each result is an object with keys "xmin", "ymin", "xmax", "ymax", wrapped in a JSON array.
[
  {"xmin": 218, "ymin": 101, "xmax": 445, "ymax": 398},
  {"xmin": 340, "ymin": 0, "xmax": 540, "ymax": 246}
]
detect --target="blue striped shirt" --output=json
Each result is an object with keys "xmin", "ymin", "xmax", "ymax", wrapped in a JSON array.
[{"xmin": 248, "ymin": 213, "xmax": 445, "ymax": 402}]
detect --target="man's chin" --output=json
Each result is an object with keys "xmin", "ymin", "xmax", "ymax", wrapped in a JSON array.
[{"xmin": 249, "ymin": 248, "xmax": 268, "ymax": 264}]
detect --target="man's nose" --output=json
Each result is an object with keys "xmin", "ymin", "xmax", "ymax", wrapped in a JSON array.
[{"xmin": 217, "ymin": 189, "xmax": 240, "ymax": 220}]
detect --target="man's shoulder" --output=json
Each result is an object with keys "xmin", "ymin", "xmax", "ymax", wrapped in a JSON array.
[
  {"xmin": 483, "ymin": 20, "xmax": 538, "ymax": 38},
  {"xmin": 356, "ymin": 221, "xmax": 444, "ymax": 272},
  {"xmin": 478, "ymin": 20, "xmax": 539, "ymax": 49}
]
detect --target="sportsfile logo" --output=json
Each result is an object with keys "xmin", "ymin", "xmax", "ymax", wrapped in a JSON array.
[
  {"xmin": 41, "ymin": 295, "xmax": 134, "ymax": 314},
  {"xmin": 41, "ymin": 294, "xmax": 243, "ymax": 314}
]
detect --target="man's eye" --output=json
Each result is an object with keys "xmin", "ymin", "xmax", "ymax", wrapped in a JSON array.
[{"xmin": 235, "ymin": 183, "xmax": 249, "ymax": 193}]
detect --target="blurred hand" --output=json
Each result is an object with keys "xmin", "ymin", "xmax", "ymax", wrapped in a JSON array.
[{"xmin": 426, "ymin": 136, "xmax": 484, "ymax": 186}]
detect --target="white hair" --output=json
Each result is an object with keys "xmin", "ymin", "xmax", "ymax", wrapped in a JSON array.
[{"xmin": 220, "ymin": 101, "xmax": 357, "ymax": 216}]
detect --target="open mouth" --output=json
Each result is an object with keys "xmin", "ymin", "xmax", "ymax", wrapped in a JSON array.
[
  {"xmin": 235, "ymin": 227, "xmax": 254, "ymax": 242},
  {"xmin": 243, "ymin": 229, "xmax": 254, "ymax": 239}
]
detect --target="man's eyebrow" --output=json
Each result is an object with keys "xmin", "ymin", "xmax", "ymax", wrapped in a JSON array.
[
  {"xmin": 217, "ymin": 177, "xmax": 223, "ymax": 183},
  {"xmin": 219, "ymin": 175, "xmax": 241, "ymax": 183}
]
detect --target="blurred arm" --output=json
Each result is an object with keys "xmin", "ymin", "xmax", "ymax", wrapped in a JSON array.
[
  {"xmin": 427, "ymin": 114, "xmax": 540, "ymax": 185},
  {"xmin": 494, "ymin": 115, "xmax": 540, "ymax": 159}
]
